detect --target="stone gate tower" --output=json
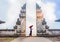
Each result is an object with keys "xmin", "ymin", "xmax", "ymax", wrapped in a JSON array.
[{"xmin": 15, "ymin": 3, "xmax": 49, "ymax": 36}]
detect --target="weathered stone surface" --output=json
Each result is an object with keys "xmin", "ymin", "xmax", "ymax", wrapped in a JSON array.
[{"xmin": 11, "ymin": 37, "xmax": 53, "ymax": 42}]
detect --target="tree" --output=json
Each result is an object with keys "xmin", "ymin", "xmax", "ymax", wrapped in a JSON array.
[
  {"xmin": 0, "ymin": 20, "xmax": 5, "ymax": 24},
  {"xmin": 55, "ymin": 19, "xmax": 60, "ymax": 22}
]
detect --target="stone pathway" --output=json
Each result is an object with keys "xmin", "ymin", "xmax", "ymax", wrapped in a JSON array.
[{"xmin": 10, "ymin": 37, "xmax": 53, "ymax": 42}]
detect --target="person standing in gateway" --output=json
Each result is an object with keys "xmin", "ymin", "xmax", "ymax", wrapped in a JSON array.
[{"xmin": 29, "ymin": 25, "xmax": 33, "ymax": 36}]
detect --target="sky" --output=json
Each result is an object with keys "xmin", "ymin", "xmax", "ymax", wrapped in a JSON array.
[
  {"xmin": 26, "ymin": 0, "xmax": 36, "ymax": 36},
  {"xmin": 42, "ymin": 0, "xmax": 60, "ymax": 29},
  {"xmin": 42, "ymin": 0, "xmax": 60, "ymax": 19},
  {"xmin": 0, "ymin": 0, "xmax": 60, "ymax": 29}
]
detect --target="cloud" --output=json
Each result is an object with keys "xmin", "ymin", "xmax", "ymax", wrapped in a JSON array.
[
  {"xmin": 37, "ymin": 0, "xmax": 57, "ymax": 21},
  {"xmin": 36, "ymin": 0, "xmax": 57, "ymax": 29},
  {"xmin": 0, "ymin": 0, "xmax": 57, "ymax": 29},
  {"xmin": 5, "ymin": 0, "xmax": 26, "ymax": 29},
  {"xmin": 0, "ymin": 0, "xmax": 26, "ymax": 29}
]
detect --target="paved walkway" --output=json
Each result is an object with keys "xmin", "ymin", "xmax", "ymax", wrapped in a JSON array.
[{"xmin": 10, "ymin": 37, "xmax": 53, "ymax": 42}]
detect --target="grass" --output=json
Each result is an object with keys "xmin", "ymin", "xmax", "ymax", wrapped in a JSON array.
[{"xmin": 0, "ymin": 37, "xmax": 16, "ymax": 42}]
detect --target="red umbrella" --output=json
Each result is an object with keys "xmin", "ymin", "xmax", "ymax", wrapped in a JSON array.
[{"xmin": 29, "ymin": 25, "xmax": 33, "ymax": 28}]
